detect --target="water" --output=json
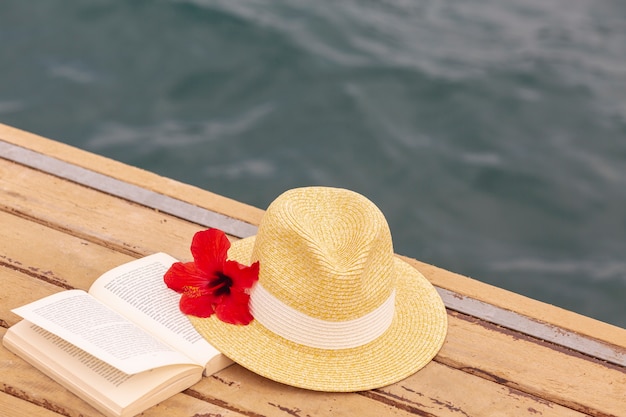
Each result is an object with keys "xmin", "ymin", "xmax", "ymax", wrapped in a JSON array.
[{"xmin": 2, "ymin": 0, "xmax": 626, "ymax": 327}]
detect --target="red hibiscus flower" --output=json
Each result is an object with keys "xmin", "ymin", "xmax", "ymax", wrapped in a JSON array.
[{"xmin": 164, "ymin": 228, "xmax": 259, "ymax": 325}]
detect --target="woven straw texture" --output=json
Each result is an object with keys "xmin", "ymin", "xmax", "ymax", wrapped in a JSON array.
[{"xmin": 189, "ymin": 187, "xmax": 448, "ymax": 392}]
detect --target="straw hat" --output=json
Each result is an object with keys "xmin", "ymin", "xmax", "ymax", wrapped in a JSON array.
[{"xmin": 189, "ymin": 186, "xmax": 447, "ymax": 391}]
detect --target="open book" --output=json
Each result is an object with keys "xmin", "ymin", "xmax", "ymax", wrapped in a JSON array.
[{"xmin": 2, "ymin": 253, "xmax": 233, "ymax": 417}]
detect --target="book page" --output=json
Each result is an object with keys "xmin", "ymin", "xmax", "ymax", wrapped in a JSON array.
[
  {"xmin": 11, "ymin": 290, "xmax": 198, "ymax": 375},
  {"xmin": 88, "ymin": 253, "xmax": 227, "ymax": 369}
]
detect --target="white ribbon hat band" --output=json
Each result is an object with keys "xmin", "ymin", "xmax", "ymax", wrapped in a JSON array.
[{"xmin": 250, "ymin": 283, "xmax": 396, "ymax": 350}]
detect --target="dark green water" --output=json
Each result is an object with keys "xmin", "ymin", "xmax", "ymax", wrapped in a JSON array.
[{"xmin": 2, "ymin": 0, "xmax": 626, "ymax": 327}]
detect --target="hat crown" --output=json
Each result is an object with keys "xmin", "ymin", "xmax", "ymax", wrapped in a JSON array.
[{"xmin": 251, "ymin": 187, "xmax": 395, "ymax": 321}]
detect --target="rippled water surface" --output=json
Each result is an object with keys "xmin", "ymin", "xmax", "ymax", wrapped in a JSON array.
[{"xmin": 2, "ymin": 0, "xmax": 626, "ymax": 326}]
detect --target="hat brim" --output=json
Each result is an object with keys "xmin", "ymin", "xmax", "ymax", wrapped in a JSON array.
[{"xmin": 189, "ymin": 236, "xmax": 448, "ymax": 392}]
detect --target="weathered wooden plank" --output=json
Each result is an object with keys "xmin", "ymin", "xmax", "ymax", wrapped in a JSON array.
[
  {"xmin": 0, "ymin": 210, "xmax": 134, "ymax": 292},
  {"xmin": 0, "ymin": 140, "xmax": 258, "ymax": 238},
  {"xmin": 434, "ymin": 285, "xmax": 626, "ymax": 367},
  {"xmin": 193, "ymin": 364, "xmax": 420, "ymax": 417},
  {"xmin": 0, "ymin": 391, "xmax": 64, "ymax": 417},
  {"xmin": 140, "ymin": 394, "xmax": 249, "ymax": 417},
  {"xmin": 0, "ymin": 124, "xmax": 264, "ymax": 226},
  {"xmin": 405, "ymin": 256, "xmax": 626, "ymax": 356},
  {"xmin": 370, "ymin": 361, "xmax": 586, "ymax": 417},
  {"xmin": 438, "ymin": 311, "xmax": 626, "ymax": 417},
  {"xmin": 199, "ymin": 356, "xmax": 586, "ymax": 417},
  {"xmin": 0, "ymin": 158, "xmax": 202, "ymax": 260}
]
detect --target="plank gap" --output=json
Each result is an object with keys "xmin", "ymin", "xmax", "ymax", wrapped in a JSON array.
[
  {"xmin": 2, "ymin": 385, "xmax": 73, "ymax": 417},
  {"xmin": 0, "ymin": 259, "xmax": 74, "ymax": 291},
  {"xmin": 183, "ymin": 388, "xmax": 267, "ymax": 417},
  {"xmin": 358, "ymin": 390, "xmax": 437, "ymax": 417}
]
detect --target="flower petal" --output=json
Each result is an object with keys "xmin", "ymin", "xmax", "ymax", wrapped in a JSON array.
[
  {"xmin": 179, "ymin": 293, "xmax": 216, "ymax": 318},
  {"xmin": 164, "ymin": 262, "xmax": 208, "ymax": 293},
  {"xmin": 191, "ymin": 228, "xmax": 230, "ymax": 273},
  {"xmin": 214, "ymin": 290, "xmax": 254, "ymax": 325}
]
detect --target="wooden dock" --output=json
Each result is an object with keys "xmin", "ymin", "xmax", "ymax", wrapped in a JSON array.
[{"xmin": 1, "ymin": 123, "xmax": 625, "ymax": 417}]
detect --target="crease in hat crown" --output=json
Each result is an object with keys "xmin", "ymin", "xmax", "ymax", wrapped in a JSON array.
[{"xmin": 249, "ymin": 187, "xmax": 396, "ymax": 324}]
